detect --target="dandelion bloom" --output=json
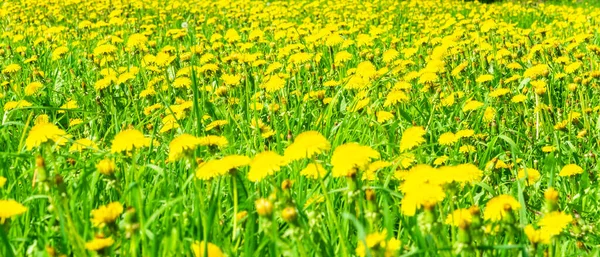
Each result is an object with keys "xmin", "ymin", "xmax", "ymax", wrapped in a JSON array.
[
  {"xmin": 483, "ymin": 195, "xmax": 521, "ymax": 222},
  {"xmin": 445, "ymin": 208, "xmax": 473, "ymax": 227},
  {"xmin": 168, "ymin": 134, "xmax": 202, "ymax": 162},
  {"xmin": 300, "ymin": 163, "xmax": 327, "ymax": 179},
  {"xmin": 85, "ymin": 237, "xmax": 114, "ymax": 251},
  {"xmin": 524, "ymin": 225, "xmax": 551, "ymax": 245},
  {"xmin": 196, "ymin": 159, "xmax": 229, "ymax": 181},
  {"xmin": 355, "ymin": 230, "xmax": 401, "ymax": 257},
  {"xmin": 111, "ymin": 129, "xmax": 151, "ymax": 153},
  {"xmin": 0, "ymin": 176, "xmax": 6, "ymax": 187},
  {"xmin": 198, "ymin": 135, "xmax": 229, "ymax": 148},
  {"xmin": 0, "ymin": 200, "xmax": 27, "ymax": 223},
  {"xmin": 400, "ymin": 182, "xmax": 446, "ymax": 216},
  {"xmin": 196, "ymin": 155, "xmax": 250, "ymax": 180},
  {"xmin": 438, "ymin": 132, "xmax": 457, "ymax": 145},
  {"xmin": 376, "ymin": 111, "xmax": 394, "ymax": 123},
  {"xmin": 363, "ymin": 160, "xmax": 392, "ymax": 181},
  {"xmin": 25, "ymin": 123, "xmax": 67, "ymax": 150},
  {"xmin": 91, "ymin": 202, "xmax": 124, "ymax": 228},
  {"xmin": 538, "ymin": 211, "xmax": 573, "ymax": 236},
  {"xmin": 331, "ymin": 143, "xmax": 380, "ymax": 177},
  {"xmin": 284, "ymin": 131, "xmax": 330, "ymax": 162},
  {"xmin": 559, "ymin": 164, "xmax": 583, "ymax": 177},
  {"xmin": 191, "ymin": 241, "xmax": 224, "ymax": 257},
  {"xmin": 96, "ymin": 159, "xmax": 116, "ymax": 176},
  {"xmin": 399, "ymin": 126, "xmax": 426, "ymax": 152},
  {"xmin": 247, "ymin": 151, "xmax": 286, "ymax": 182},
  {"xmin": 517, "ymin": 168, "xmax": 541, "ymax": 185},
  {"xmin": 69, "ymin": 138, "xmax": 99, "ymax": 152}
]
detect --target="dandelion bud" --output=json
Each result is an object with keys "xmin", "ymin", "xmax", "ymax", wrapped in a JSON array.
[
  {"xmin": 35, "ymin": 155, "xmax": 48, "ymax": 183},
  {"xmin": 281, "ymin": 180, "xmax": 293, "ymax": 191},
  {"xmin": 281, "ymin": 207, "xmax": 298, "ymax": 223},
  {"xmin": 255, "ymin": 198, "xmax": 273, "ymax": 218},
  {"xmin": 365, "ymin": 189, "xmax": 376, "ymax": 202},
  {"xmin": 236, "ymin": 210, "xmax": 248, "ymax": 221}
]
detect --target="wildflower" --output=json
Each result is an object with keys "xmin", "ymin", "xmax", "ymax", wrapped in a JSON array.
[
  {"xmin": 462, "ymin": 100, "xmax": 484, "ymax": 112},
  {"xmin": 111, "ymin": 129, "xmax": 151, "ymax": 153},
  {"xmin": 300, "ymin": 163, "xmax": 327, "ymax": 179},
  {"xmin": 476, "ymin": 74, "xmax": 494, "ymax": 83},
  {"xmin": 559, "ymin": 164, "xmax": 583, "ymax": 177},
  {"xmin": 25, "ymin": 82, "xmax": 44, "ymax": 96},
  {"xmin": 85, "ymin": 237, "xmax": 114, "ymax": 252},
  {"xmin": 168, "ymin": 134, "xmax": 202, "ymax": 162},
  {"xmin": 0, "ymin": 176, "xmax": 5, "ymax": 187},
  {"xmin": 255, "ymin": 198, "xmax": 273, "ymax": 217},
  {"xmin": 260, "ymin": 75, "xmax": 285, "ymax": 92},
  {"xmin": 483, "ymin": 195, "xmax": 521, "ymax": 222},
  {"xmin": 538, "ymin": 211, "xmax": 573, "ymax": 236},
  {"xmin": 399, "ymin": 126, "xmax": 426, "ymax": 152},
  {"xmin": 355, "ymin": 230, "xmax": 401, "ymax": 257},
  {"xmin": 25, "ymin": 123, "xmax": 67, "ymax": 150},
  {"xmin": 0, "ymin": 200, "xmax": 27, "ymax": 224},
  {"xmin": 401, "ymin": 182, "xmax": 445, "ymax": 216},
  {"xmin": 91, "ymin": 202, "xmax": 124, "ymax": 228},
  {"xmin": 524, "ymin": 225, "xmax": 551, "ymax": 245},
  {"xmin": 69, "ymin": 138, "xmax": 98, "ymax": 152},
  {"xmin": 445, "ymin": 208, "xmax": 472, "ymax": 227},
  {"xmin": 438, "ymin": 132, "xmax": 457, "ymax": 145},
  {"xmin": 363, "ymin": 161, "xmax": 392, "ymax": 180},
  {"xmin": 198, "ymin": 135, "xmax": 228, "ymax": 148},
  {"xmin": 483, "ymin": 107, "xmax": 496, "ymax": 122},
  {"xmin": 4, "ymin": 100, "xmax": 33, "ymax": 111},
  {"xmin": 2, "ymin": 64, "xmax": 21, "ymax": 74},
  {"xmin": 96, "ymin": 159, "xmax": 116, "ymax": 176},
  {"xmin": 284, "ymin": 131, "xmax": 330, "ymax": 162},
  {"xmin": 517, "ymin": 168, "xmax": 541, "ymax": 185},
  {"xmin": 281, "ymin": 207, "xmax": 298, "ymax": 223},
  {"xmin": 248, "ymin": 151, "xmax": 286, "ymax": 182},
  {"xmin": 383, "ymin": 90, "xmax": 409, "ymax": 107},
  {"xmin": 376, "ymin": 111, "xmax": 394, "ymax": 123},
  {"xmin": 331, "ymin": 143, "xmax": 380, "ymax": 177}
]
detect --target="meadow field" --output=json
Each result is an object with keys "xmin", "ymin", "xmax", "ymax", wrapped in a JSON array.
[{"xmin": 1, "ymin": 0, "xmax": 600, "ymax": 256}]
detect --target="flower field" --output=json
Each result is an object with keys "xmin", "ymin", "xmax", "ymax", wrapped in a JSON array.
[{"xmin": 2, "ymin": 0, "xmax": 600, "ymax": 256}]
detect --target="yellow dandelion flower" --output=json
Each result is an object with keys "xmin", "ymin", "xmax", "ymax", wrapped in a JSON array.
[
  {"xmin": 25, "ymin": 82, "xmax": 44, "ymax": 96},
  {"xmin": 524, "ymin": 225, "xmax": 551, "ymax": 245},
  {"xmin": 462, "ymin": 100, "xmax": 484, "ymax": 112},
  {"xmin": 517, "ymin": 168, "xmax": 541, "ymax": 185},
  {"xmin": 284, "ymin": 131, "xmax": 330, "ymax": 162},
  {"xmin": 25, "ymin": 123, "xmax": 67, "ymax": 150},
  {"xmin": 69, "ymin": 138, "xmax": 99, "ymax": 152},
  {"xmin": 438, "ymin": 132, "xmax": 457, "ymax": 145},
  {"xmin": 91, "ymin": 202, "xmax": 123, "ymax": 228},
  {"xmin": 0, "ymin": 199, "xmax": 27, "ymax": 224},
  {"xmin": 300, "ymin": 163, "xmax": 327, "ymax": 179},
  {"xmin": 559, "ymin": 164, "xmax": 583, "ymax": 177},
  {"xmin": 110, "ymin": 129, "xmax": 151, "ymax": 153},
  {"xmin": 400, "ymin": 126, "xmax": 426, "ymax": 152},
  {"xmin": 248, "ymin": 151, "xmax": 286, "ymax": 182},
  {"xmin": 538, "ymin": 211, "xmax": 573, "ymax": 237},
  {"xmin": 445, "ymin": 208, "xmax": 472, "ymax": 227},
  {"xmin": 376, "ymin": 111, "xmax": 394, "ymax": 123},
  {"xmin": 191, "ymin": 241, "xmax": 224, "ymax": 257},
  {"xmin": 198, "ymin": 135, "xmax": 228, "ymax": 148},
  {"xmin": 85, "ymin": 237, "xmax": 114, "ymax": 252},
  {"xmin": 331, "ymin": 143, "xmax": 380, "ymax": 177},
  {"xmin": 96, "ymin": 159, "xmax": 116, "ymax": 176},
  {"xmin": 168, "ymin": 134, "xmax": 202, "ymax": 162},
  {"xmin": 483, "ymin": 195, "xmax": 521, "ymax": 222}
]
